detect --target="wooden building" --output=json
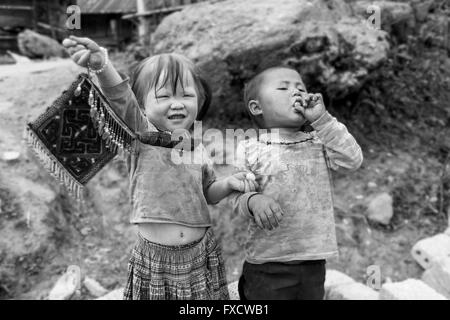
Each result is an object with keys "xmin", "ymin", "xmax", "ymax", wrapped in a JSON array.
[
  {"xmin": 76, "ymin": 0, "xmax": 137, "ymax": 48},
  {"xmin": 77, "ymin": 0, "xmax": 216, "ymax": 48},
  {"xmin": 0, "ymin": 0, "xmax": 71, "ymax": 53}
]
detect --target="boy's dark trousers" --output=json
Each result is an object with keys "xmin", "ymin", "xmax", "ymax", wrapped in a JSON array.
[{"xmin": 238, "ymin": 260, "xmax": 326, "ymax": 300}]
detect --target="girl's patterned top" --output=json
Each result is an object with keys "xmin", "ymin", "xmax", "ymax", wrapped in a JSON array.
[{"xmin": 100, "ymin": 78, "xmax": 215, "ymax": 227}]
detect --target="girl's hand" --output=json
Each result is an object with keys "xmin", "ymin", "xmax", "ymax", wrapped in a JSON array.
[
  {"xmin": 248, "ymin": 194, "xmax": 284, "ymax": 230},
  {"xmin": 293, "ymin": 92, "xmax": 326, "ymax": 123},
  {"xmin": 227, "ymin": 172, "xmax": 258, "ymax": 193},
  {"xmin": 62, "ymin": 36, "xmax": 104, "ymax": 70}
]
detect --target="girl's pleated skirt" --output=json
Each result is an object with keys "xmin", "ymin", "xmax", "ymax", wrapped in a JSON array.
[{"xmin": 123, "ymin": 227, "xmax": 230, "ymax": 300}]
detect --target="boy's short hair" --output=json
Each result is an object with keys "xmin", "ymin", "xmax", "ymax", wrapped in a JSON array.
[
  {"xmin": 243, "ymin": 66, "xmax": 300, "ymax": 127},
  {"xmin": 129, "ymin": 53, "xmax": 211, "ymax": 120}
]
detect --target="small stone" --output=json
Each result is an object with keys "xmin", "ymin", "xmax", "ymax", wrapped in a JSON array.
[
  {"xmin": 84, "ymin": 277, "xmax": 108, "ymax": 298},
  {"xmin": 367, "ymin": 181, "xmax": 377, "ymax": 188},
  {"xmin": 355, "ymin": 195, "xmax": 364, "ymax": 200},
  {"xmin": 2, "ymin": 151, "xmax": 20, "ymax": 162},
  {"xmin": 366, "ymin": 192, "xmax": 393, "ymax": 225},
  {"xmin": 380, "ymin": 279, "xmax": 446, "ymax": 300},
  {"xmin": 80, "ymin": 227, "xmax": 91, "ymax": 236},
  {"xmin": 227, "ymin": 281, "xmax": 240, "ymax": 300}
]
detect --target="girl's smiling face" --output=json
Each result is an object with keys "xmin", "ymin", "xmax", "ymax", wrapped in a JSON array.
[{"xmin": 145, "ymin": 71, "xmax": 199, "ymax": 132}]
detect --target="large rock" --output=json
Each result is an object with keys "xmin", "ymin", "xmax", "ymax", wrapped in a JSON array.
[
  {"xmin": 17, "ymin": 29, "xmax": 67, "ymax": 59},
  {"xmin": 411, "ymin": 233, "xmax": 450, "ymax": 270},
  {"xmin": 152, "ymin": 0, "xmax": 390, "ymax": 119},
  {"xmin": 327, "ymin": 282, "xmax": 379, "ymax": 300},
  {"xmin": 422, "ymin": 257, "xmax": 450, "ymax": 299},
  {"xmin": 379, "ymin": 279, "xmax": 446, "ymax": 300},
  {"xmin": 325, "ymin": 269, "xmax": 355, "ymax": 291}
]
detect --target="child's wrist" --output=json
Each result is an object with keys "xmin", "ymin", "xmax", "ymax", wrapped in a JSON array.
[
  {"xmin": 88, "ymin": 47, "xmax": 108, "ymax": 75},
  {"xmin": 247, "ymin": 193, "xmax": 260, "ymax": 214},
  {"xmin": 225, "ymin": 176, "xmax": 236, "ymax": 191},
  {"xmin": 310, "ymin": 111, "xmax": 333, "ymax": 129}
]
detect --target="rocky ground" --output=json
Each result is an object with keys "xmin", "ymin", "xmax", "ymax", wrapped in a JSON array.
[{"xmin": 0, "ymin": 0, "xmax": 449, "ymax": 299}]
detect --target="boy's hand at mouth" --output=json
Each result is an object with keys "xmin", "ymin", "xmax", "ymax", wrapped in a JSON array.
[
  {"xmin": 248, "ymin": 194, "xmax": 284, "ymax": 230},
  {"xmin": 292, "ymin": 92, "xmax": 326, "ymax": 122}
]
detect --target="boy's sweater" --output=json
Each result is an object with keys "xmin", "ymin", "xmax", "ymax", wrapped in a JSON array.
[{"xmin": 233, "ymin": 112, "xmax": 363, "ymax": 263}]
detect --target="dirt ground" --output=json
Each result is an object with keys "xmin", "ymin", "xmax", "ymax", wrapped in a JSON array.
[{"xmin": 0, "ymin": 53, "xmax": 449, "ymax": 299}]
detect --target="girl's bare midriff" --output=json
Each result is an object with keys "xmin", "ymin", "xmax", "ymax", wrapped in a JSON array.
[{"xmin": 138, "ymin": 223, "xmax": 207, "ymax": 246}]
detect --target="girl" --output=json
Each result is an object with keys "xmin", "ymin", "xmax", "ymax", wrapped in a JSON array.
[{"xmin": 62, "ymin": 36, "xmax": 258, "ymax": 300}]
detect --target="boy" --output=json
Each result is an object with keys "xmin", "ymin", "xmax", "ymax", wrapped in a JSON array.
[{"xmin": 233, "ymin": 66, "xmax": 363, "ymax": 300}]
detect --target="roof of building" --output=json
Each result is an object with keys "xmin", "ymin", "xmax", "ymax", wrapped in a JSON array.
[
  {"xmin": 77, "ymin": 0, "xmax": 203, "ymax": 14},
  {"xmin": 77, "ymin": 0, "xmax": 140, "ymax": 14}
]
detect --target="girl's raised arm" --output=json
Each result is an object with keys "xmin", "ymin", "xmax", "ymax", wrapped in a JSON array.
[{"xmin": 63, "ymin": 36, "xmax": 153, "ymax": 135}]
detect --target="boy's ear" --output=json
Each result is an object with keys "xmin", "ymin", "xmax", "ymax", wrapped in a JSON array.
[{"xmin": 248, "ymin": 100, "xmax": 263, "ymax": 116}]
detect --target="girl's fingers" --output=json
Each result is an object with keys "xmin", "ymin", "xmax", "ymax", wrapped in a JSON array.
[
  {"xmin": 268, "ymin": 206, "xmax": 281, "ymax": 227},
  {"xmin": 62, "ymin": 38, "xmax": 77, "ymax": 48},
  {"xmin": 245, "ymin": 172, "xmax": 256, "ymax": 181},
  {"xmin": 233, "ymin": 172, "xmax": 247, "ymax": 180},
  {"xmin": 264, "ymin": 210, "xmax": 275, "ymax": 229},
  {"xmin": 238, "ymin": 180, "xmax": 245, "ymax": 192},
  {"xmin": 249, "ymin": 180, "xmax": 258, "ymax": 191},
  {"xmin": 72, "ymin": 49, "xmax": 89, "ymax": 62},
  {"xmin": 244, "ymin": 180, "xmax": 251, "ymax": 193},
  {"xmin": 254, "ymin": 214, "xmax": 264, "ymax": 229},
  {"xmin": 270, "ymin": 204, "xmax": 284, "ymax": 223},
  {"xmin": 69, "ymin": 36, "xmax": 101, "ymax": 52},
  {"xmin": 66, "ymin": 45, "xmax": 85, "ymax": 56},
  {"xmin": 77, "ymin": 50, "xmax": 91, "ymax": 66}
]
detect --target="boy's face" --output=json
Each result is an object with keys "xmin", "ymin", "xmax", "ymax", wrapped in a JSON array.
[
  {"xmin": 145, "ymin": 71, "xmax": 198, "ymax": 132},
  {"xmin": 255, "ymin": 68, "xmax": 308, "ymax": 129}
]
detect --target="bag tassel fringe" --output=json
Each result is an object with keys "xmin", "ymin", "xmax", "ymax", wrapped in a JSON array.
[
  {"xmin": 24, "ymin": 126, "xmax": 85, "ymax": 202},
  {"xmin": 87, "ymin": 85, "xmax": 136, "ymax": 156}
]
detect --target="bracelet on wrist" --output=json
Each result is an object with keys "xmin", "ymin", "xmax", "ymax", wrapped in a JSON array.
[{"xmin": 88, "ymin": 47, "xmax": 108, "ymax": 75}]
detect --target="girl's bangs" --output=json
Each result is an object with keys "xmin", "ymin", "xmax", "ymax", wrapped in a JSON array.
[{"xmin": 152, "ymin": 55, "xmax": 192, "ymax": 94}]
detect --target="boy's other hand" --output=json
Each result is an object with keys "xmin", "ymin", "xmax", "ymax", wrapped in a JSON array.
[
  {"xmin": 248, "ymin": 194, "xmax": 284, "ymax": 230},
  {"xmin": 62, "ymin": 36, "xmax": 104, "ymax": 70},
  {"xmin": 293, "ymin": 92, "xmax": 326, "ymax": 122},
  {"xmin": 227, "ymin": 172, "xmax": 259, "ymax": 193}
]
